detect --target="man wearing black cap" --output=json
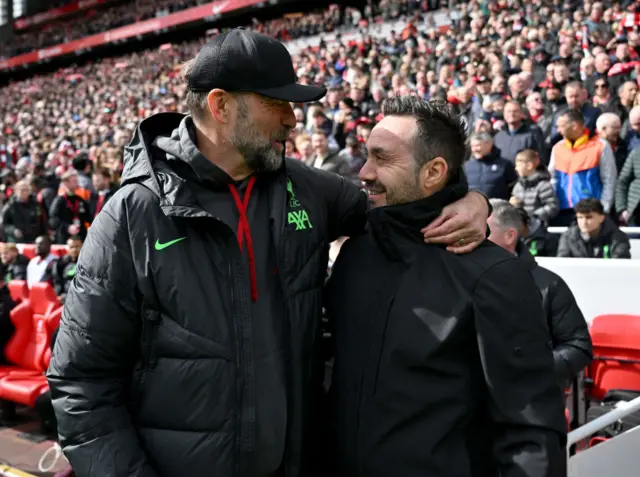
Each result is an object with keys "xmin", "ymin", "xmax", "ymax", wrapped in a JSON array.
[{"xmin": 47, "ymin": 29, "xmax": 490, "ymax": 477}]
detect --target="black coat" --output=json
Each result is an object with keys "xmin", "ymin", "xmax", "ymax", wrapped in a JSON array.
[
  {"xmin": 47, "ymin": 112, "xmax": 368, "ymax": 477},
  {"xmin": 48, "ymin": 193, "xmax": 92, "ymax": 244},
  {"xmin": 518, "ymin": 244, "xmax": 593, "ymax": 385},
  {"xmin": 1, "ymin": 195, "xmax": 47, "ymax": 243},
  {"xmin": 4, "ymin": 254, "xmax": 29, "ymax": 282},
  {"xmin": 326, "ymin": 183, "xmax": 567, "ymax": 477}
]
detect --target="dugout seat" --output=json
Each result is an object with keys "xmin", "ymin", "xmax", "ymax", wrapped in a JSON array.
[
  {"xmin": 0, "ymin": 283, "xmax": 61, "ymax": 407},
  {"xmin": 587, "ymin": 314, "xmax": 640, "ymax": 402},
  {"xmin": 8, "ymin": 280, "xmax": 29, "ymax": 304}
]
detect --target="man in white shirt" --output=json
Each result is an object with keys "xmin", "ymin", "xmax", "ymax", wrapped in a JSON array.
[{"xmin": 26, "ymin": 236, "xmax": 57, "ymax": 289}]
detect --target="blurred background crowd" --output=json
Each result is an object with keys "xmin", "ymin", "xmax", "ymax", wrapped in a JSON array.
[{"xmin": 0, "ymin": 0, "xmax": 639, "ymax": 273}]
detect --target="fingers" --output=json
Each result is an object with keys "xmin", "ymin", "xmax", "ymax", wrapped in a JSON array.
[
  {"xmin": 446, "ymin": 235, "xmax": 484, "ymax": 254},
  {"xmin": 421, "ymin": 211, "xmax": 452, "ymax": 234},
  {"xmin": 422, "ymin": 213, "xmax": 461, "ymax": 240}
]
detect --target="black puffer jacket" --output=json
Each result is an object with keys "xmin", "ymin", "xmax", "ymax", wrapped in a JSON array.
[
  {"xmin": 557, "ymin": 217, "xmax": 631, "ymax": 258},
  {"xmin": 518, "ymin": 243, "xmax": 593, "ymax": 385},
  {"xmin": 47, "ymin": 112, "xmax": 367, "ymax": 477}
]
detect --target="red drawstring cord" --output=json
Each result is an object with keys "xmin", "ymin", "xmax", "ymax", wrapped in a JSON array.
[{"xmin": 228, "ymin": 176, "xmax": 258, "ymax": 302}]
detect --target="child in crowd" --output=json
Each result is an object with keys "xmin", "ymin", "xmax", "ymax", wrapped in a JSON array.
[
  {"xmin": 510, "ymin": 149, "xmax": 559, "ymax": 223},
  {"xmin": 557, "ymin": 198, "xmax": 631, "ymax": 259}
]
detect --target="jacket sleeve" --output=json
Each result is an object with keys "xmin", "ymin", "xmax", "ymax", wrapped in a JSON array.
[
  {"xmin": 48, "ymin": 196, "xmax": 65, "ymax": 234},
  {"xmin": 473, "ymin": 259, "xmax": 566, "ymax": 477},
  {"xmin": 547, "ymin": 276, "xmax": 593, "ymax": 384},
  {"xmin": 323, "ymin": 172, "xmax": 369, "ymax": 242},
  {"xmin": 615, "ymin": 150, "xmax": 635, "ymax": 213},
  {"xmin": 46, "ymin": 202, "xmax": 158, "ymax": 477},
  {"xmin": 548, "ymin": 148, "xmax": 557, "ymax": 192},
  {"xmin": 533, "ymin": 181, "xmax": 559, "ymax": 223},
  {"xmin": 611, "ymin": 231, "xmax": 632, "ymax": 259},
  {"xmin": 598, "ymin": 140, "xmax": 617, "ymax": 213},
  {"xmin": 556, "ymin": 232, "xmax": 572, "ymax": 257}
]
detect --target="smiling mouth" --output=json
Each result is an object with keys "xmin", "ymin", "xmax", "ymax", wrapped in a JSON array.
[{"xmin": 364, "ymin": 188, "xmax": 386, "ymax": 197}]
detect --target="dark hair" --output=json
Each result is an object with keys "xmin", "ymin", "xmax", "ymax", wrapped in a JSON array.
[
  {"xmin": 69, "ymin": 235, "xmax": 84, "ymax": 242},
  {"xmin": 312, "ymin": 128, "xmax": 328, "ymax": 138},
  {"xmin": 559, "ymin": 109, "xmax": 585, "ymax": 125},
  {"xmin": 575, "ymin": 197, "xmax": 604, "ymax": 215},
  {"xmin": 381, "ymin": 96, "xmax": 469, "ymax": 177},
  {"xmin": 72, "ymin": 151, "xmax": 90, "ymax": 172}
]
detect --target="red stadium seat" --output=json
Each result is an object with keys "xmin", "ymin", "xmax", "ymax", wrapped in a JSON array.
[
  {"xmin": 7, "ymin": 280, "xmax": 29, "ymax": 303},
  {"xmin": 51, "ymin": 245, "xmax": 68, "ymax": 258},
  {"xmin": 19, "ymin": 244, "xmax": 36, "ymax": 260},
  {"xmin": 588, "ymin": 314, "xmax": 640, "ymax": 401},
  {"xmin": 0, "ymin": 283, "xmax": 61, "ymax": 407}
]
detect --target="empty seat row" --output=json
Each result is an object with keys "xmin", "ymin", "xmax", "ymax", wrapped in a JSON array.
[{"xmin": 0, "ymin": 282, "xmax": 62, "ymax": 409}]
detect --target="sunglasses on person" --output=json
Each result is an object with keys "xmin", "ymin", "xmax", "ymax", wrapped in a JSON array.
[{"xmin": 595, "ymin": 83, "xmax": 608, "ymax": 89}]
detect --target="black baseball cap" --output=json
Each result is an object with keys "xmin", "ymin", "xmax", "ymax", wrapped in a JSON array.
[{"xmin": 188, "ymin": 29, "xmax": 326, "ymax": 103}]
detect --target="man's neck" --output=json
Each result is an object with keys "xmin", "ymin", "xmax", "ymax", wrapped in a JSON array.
[
  {"xmin": 508, "ymin": 122, "xmax": 521, "ymax": 131},
  {"xmin": 194, "ymin": 122, "xmax": 252, "ymax": 181}
]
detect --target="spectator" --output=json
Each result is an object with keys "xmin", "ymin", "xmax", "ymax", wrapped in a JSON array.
[
  {"xmin": 49, "ymin": 236, "xmax": 83, "ymax": 302},
  {"xmin": 337, "ymin": 135, "xmax": 367, "ymax": 183},
  {"xmin": 596, "ymin": 112, "xmax": 627, "ymax": 173},
  {"xmin": 615, "ymin": 146, "xmax": 640, "ymax": 225},
  {"xmin": 0, "ymin": 243, "xmax": 29, "ymax": 282},
  {"xmin": 519, "ymin": 209, "xmax": 560, "ymax": 257},
  {"xmin": 90, "ymin": 168, "xmax": 117, "ymax": 218},
  {"xmin": 48, "ymin": 170, "xmax": 92, "ymax": 244},
  {"xmin": 464, "ymin": 132, "xmax": 517, "ymax": 200},
  {"xmin": 557, "ymin": 198, "xmax": 631, "ymax": 258},
  {"xmin": 309, "ymin": 129, "xmax": 350, "ymax": 176},
  {"xmin": 1, "ymin": 180, "xmax": 47, "ymax": 244},
  {"xmin": 511, "ymin": 149, "xmax": 559, "ymax": 224},
  {"xmin": 71, "ymin": 151, "xmax": 95, "ymax": 196},
  {"xmin": 0, "ymin": 264, "xmax": 16, "ymax": 366},
  {"xmin": 26, "ymin": 236, "xmax": 58, "ymax": 288},
  {"xmin": 488, "ymin": 200, "xmax": 592, "ymax": 387},
  {"xmin": 549, "ymin": 109, "xmax": 617, "ymax": 224},
  {"xmin": 551, "ymin": 82, "xmax": 601, "ymax": 143},
  {"xmin": 493, "ymin": 101, "xmax": 547, "ymax": 163},
  {"xmin": 526, "ymin": 92, "xmax": 555, "ymax": 155},
  {"xmin": 625, "ymin": 106, "xmax": 640, "ymax": 152}
]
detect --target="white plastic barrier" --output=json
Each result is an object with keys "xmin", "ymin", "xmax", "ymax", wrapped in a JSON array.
[
  {"xmin": 548, "ymin": 227, "xmax": 640, "ymax": 260},
  {"xmin": 536, "ymin": 257, "xmax": 640, "ymax": 323}
]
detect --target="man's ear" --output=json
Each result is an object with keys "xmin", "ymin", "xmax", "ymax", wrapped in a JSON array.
[
  {"xmin": 506, "ymin": 227, "xmax": 519, "ymax": 246},
  {"xmin": 207, "ymin": 89, "xmax": 232, "ymax": 124},
  {"xmin": 420, "ymin": 157, "xmax": 449, "ymax": 192}
]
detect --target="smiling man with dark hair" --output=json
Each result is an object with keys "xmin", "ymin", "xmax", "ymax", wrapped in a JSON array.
[{"xmin": 326, "ymin": 96, "xmax": 566, "ymax": 477}]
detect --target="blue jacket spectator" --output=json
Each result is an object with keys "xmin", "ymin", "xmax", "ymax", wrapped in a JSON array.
[
  {"xmin": 494, "ymin": 101, "xmax": 547, "ymax": 163},
  {"xmin": 465, "ymin": 133, "xmax": 518, "ymax": 200}
]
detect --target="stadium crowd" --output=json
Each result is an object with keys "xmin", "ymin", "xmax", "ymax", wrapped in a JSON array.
[{"xmin": 0, "ymin": 0, "xmax": 638, "ymax": 292}]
